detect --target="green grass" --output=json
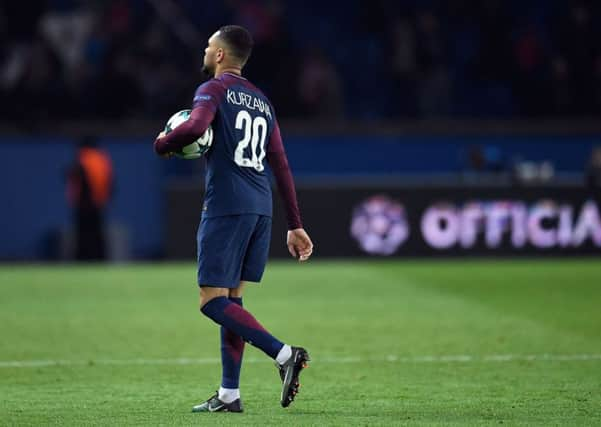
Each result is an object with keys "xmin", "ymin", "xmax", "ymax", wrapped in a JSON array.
[{"xmin": 1, "ymin": 259, "xmax": 600, "ymax": 426}]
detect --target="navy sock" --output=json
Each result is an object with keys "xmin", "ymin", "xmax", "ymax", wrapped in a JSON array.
[
  {"xmin": 201, "ymin": 296, "xmax": 284, "ymax": 359},
  {"xmin": 220, "ymin": 297, "xmax": 245, "ymax": 389}
]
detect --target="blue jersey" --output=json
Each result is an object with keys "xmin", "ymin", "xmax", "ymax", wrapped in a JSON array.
[{"xmin": 192, "ymin": 73, "xmax": 276, "ymax": 218}]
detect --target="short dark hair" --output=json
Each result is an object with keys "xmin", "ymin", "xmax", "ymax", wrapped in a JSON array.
[{"xmin": 217, "ymin": 25, "xmax": 254, "ymax": 66}]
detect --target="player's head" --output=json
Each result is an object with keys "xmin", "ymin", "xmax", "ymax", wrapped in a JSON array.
[{"xmin": 202, "ymin": 25, "xmax": 254, "ymax": 77}]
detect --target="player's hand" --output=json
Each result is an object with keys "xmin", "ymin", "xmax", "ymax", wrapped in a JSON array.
[
  {"xmin": 155, "ymin": 131, "xmax": 173, "ymax": 158},
  {"xmin": 287, "ymin": 228, "xmax": 313, "ymax": 262}
]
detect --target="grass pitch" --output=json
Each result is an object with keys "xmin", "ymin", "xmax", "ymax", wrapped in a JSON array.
[{"xmin": 1, "ymin": 259, "xmax": 600, "ymax": 426}]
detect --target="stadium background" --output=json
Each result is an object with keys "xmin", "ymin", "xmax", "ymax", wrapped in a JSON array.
[
  {"xmin": 1, "ymin": 2, "xmax": 601, "ymax": 425},
  {"xmin": 1, "ymin": 0, "xmax": 600, "ymax": 260}
]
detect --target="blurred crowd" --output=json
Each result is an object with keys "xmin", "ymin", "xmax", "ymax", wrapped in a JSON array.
[{"xmin": 1, "ymin": 0, "xmax": 601, "ymax": 123}]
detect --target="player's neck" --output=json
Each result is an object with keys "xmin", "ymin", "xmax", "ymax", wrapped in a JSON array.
[{"xmin": 215, "ymin": 66, "xmax": 242, "ymax": 78}]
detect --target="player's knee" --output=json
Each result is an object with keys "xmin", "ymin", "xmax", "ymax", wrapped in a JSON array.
[
  {"xmin": 199, "ymin": 286, "xmax": 229, "ymax": 310},
  {"xmin": 229, "ymin": 282, "xmax": 245, "ymax": 298}
]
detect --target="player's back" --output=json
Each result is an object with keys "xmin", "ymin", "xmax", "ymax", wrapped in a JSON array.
[{"xmin": 193, "ymin": 73, "xmax": 276, "ymax": 219}]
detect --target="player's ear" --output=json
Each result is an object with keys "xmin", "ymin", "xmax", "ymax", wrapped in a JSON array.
[{"xmin": 216, "ymin": 48, "xmax": 224, "ymax": 63}]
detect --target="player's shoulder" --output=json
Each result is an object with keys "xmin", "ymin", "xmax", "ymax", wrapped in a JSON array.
[
  {"xmin": 219, "ymin": 73, "xmax": 270, "ymax": 99},
  {"xmin": 205, "ymin": 73, "xmax": 277, "ymax": 119},
  {"xmin": 194, "ymin": 78, "xmax": 227, "ymax": 99}
]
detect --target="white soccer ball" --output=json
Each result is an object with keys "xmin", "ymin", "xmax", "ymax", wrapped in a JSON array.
[{"xmin": 164, "ymin": 109, "xmax": 213, "ymax": 159}]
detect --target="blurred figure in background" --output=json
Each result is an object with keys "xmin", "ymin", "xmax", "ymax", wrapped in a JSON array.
[
  {"xmin": 586, "ymin": 147, "xmax": 601, "ymax": 188},
  {"xmin": 4, "ymin": 0, "xmax": 601, "ymax": 121},
  {"xmin": 66, "ymin": 137, "xmax": 114, "ymax": 261},
  {"xmin": 553, "ymin": 2, "xmax": 597, "ymax": 115},
  {"xmin": 414, "ymin": 8, "xmax": 451, "ymax": 117},
  {"xmin": 466, "ymin": 145, "xmax": 504, "ymax": 173},
  {"xmin": 297, "ymin": 48, "xmax": 344, "ymax": 118}
]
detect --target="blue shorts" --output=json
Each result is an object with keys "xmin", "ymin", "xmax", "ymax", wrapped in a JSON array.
[{"xmin": 197, "ymin": 214, "xmax": 272, "ymax": 288}]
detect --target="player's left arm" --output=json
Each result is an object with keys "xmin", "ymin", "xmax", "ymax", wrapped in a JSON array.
[{"xmin": 267, "ymin": 121, "xmax": 313, "ymax": 261}]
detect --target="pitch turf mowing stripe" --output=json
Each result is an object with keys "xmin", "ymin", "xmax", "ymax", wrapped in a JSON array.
[
  {"xmin": 2, "ymin": 353, "xmax": 601, "ymax": 368},
  {"xmin": 0, "ymin": 261, "xmax": 600, "ymax": 426}
]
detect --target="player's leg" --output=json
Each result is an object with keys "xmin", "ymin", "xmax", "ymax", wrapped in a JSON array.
[
  {"xmin": 216, "ymin": 282, "xmax": 246, "ymax": 407},
  {"xmin": 193, "ymin": 216, "xmax": 247, "ymax": 413},
  {"xmin": 197, "ymin": 215, "xmax": 284, "ymax": 361},
  {"xmin": 240, "ymin": 215, "xmax": 310, "ymax": 408},
  {"xmin": 196, "ymin": 215, "xmax": 308, "ymax": 408},
  {"xmin": 225, "ymin": 281, "xmax": 246, "ymax": 392},
  {"xmin": 199, "ymin": 285, "xmax": 286, "ymax": 359},
  {"xmin": 194, "ymin": 215, "xmax": 284, "ymax": 411},
  {"xmin": 198, "ymin": 284, "xmax": 309, "ymax": 408},
  {"xmin": 193, "ymin": 285, "xmax": 245, "ymax": 413}
]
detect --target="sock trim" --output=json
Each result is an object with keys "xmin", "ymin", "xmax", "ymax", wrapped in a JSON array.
[
  {"xmin": 218, "ymin": 386, "xmax": 240, "ymax": 404},
  {"xmin": 275, "ymin": 344, "xmax": 292, "ymax": 365}
]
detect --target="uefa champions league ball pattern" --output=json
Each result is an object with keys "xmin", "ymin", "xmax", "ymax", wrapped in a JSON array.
[
  {"xmin": 164, "ymin": 109, "xmax": 213, "ymax": 159},
  {"xmin": 350, "ymin": 195, "xmax": 409, "ymax": 255}
]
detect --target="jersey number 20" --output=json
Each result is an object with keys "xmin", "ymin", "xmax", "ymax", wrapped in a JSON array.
[{"xmin": 234, "ymin": 110, "xmax": 267, "ymax": 172}]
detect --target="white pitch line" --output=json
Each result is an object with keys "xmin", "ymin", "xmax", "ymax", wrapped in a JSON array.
[{"xmin": 1, "ymin": 354, "xmax": 601, "ymax": 368}]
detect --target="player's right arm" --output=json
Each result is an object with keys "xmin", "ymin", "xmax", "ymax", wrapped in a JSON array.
[
  {"xmin": 153, "ymin": 81, "xmax": 222, "ymax": 156},
  {"xmin": 153, "ymin": 107, "xmax": 215, "ymax": 155},
  {"xmin": 267, "ymin": 121, "xmax": 313, "ymax": 261}
]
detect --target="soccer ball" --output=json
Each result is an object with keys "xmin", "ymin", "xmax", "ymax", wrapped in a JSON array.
[{"xmin": 164, "ymin": 109, "xmax": 213, "ymax": 159}]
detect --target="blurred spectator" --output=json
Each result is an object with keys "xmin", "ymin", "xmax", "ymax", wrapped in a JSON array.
[
  {"xmin": 586, "ymin": 147, "xmax": 601, "ymax": 188},
  {"xmin": 38, "ymin": 4, "xmax": 95, "ymax": 72},
  {"xmin": 390, "ymin": 18, "xmax": 416, "ymax": 79},
  {"xmin": 473, "ymin": 0, "xmax": 514, "ymax": 82},
  {"xmin": 547, "ymin": 56, "xmax": 575, "ymax": 115},
  {"xmin": 553, "ymin": 2, "xmax": 597, "ymax": 115},
  {"xmin": 297, "ymin": 49, "xmax": 344, "ymax": 118},
  {"xmin": 388, "ymin": 17, "xmax": 418, "ymax": 116},
  {"xmin": 2, "ymin": 0, "xmax": 601, "ymax": 122},
  {"xmin": 512, "ymin": 26, "xmax": 547, "ymax": 116},
  {"xmin": 1, "ymin": 35, "xmax": 66, "ymax": 122},
  {"xmin": 232, "ymin": 0, "xmax": 290, "ymax": 99},
  {"xmin": 66, "ymin": 137, "xmax": 114, "ymax": 261},
  {"xmin": 466, "ymin": 145, "xmax": 505, "ymax": 174},
  {"xmin": 414, "ymin": 9, "xmax": 451, "ymax": 116}
]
